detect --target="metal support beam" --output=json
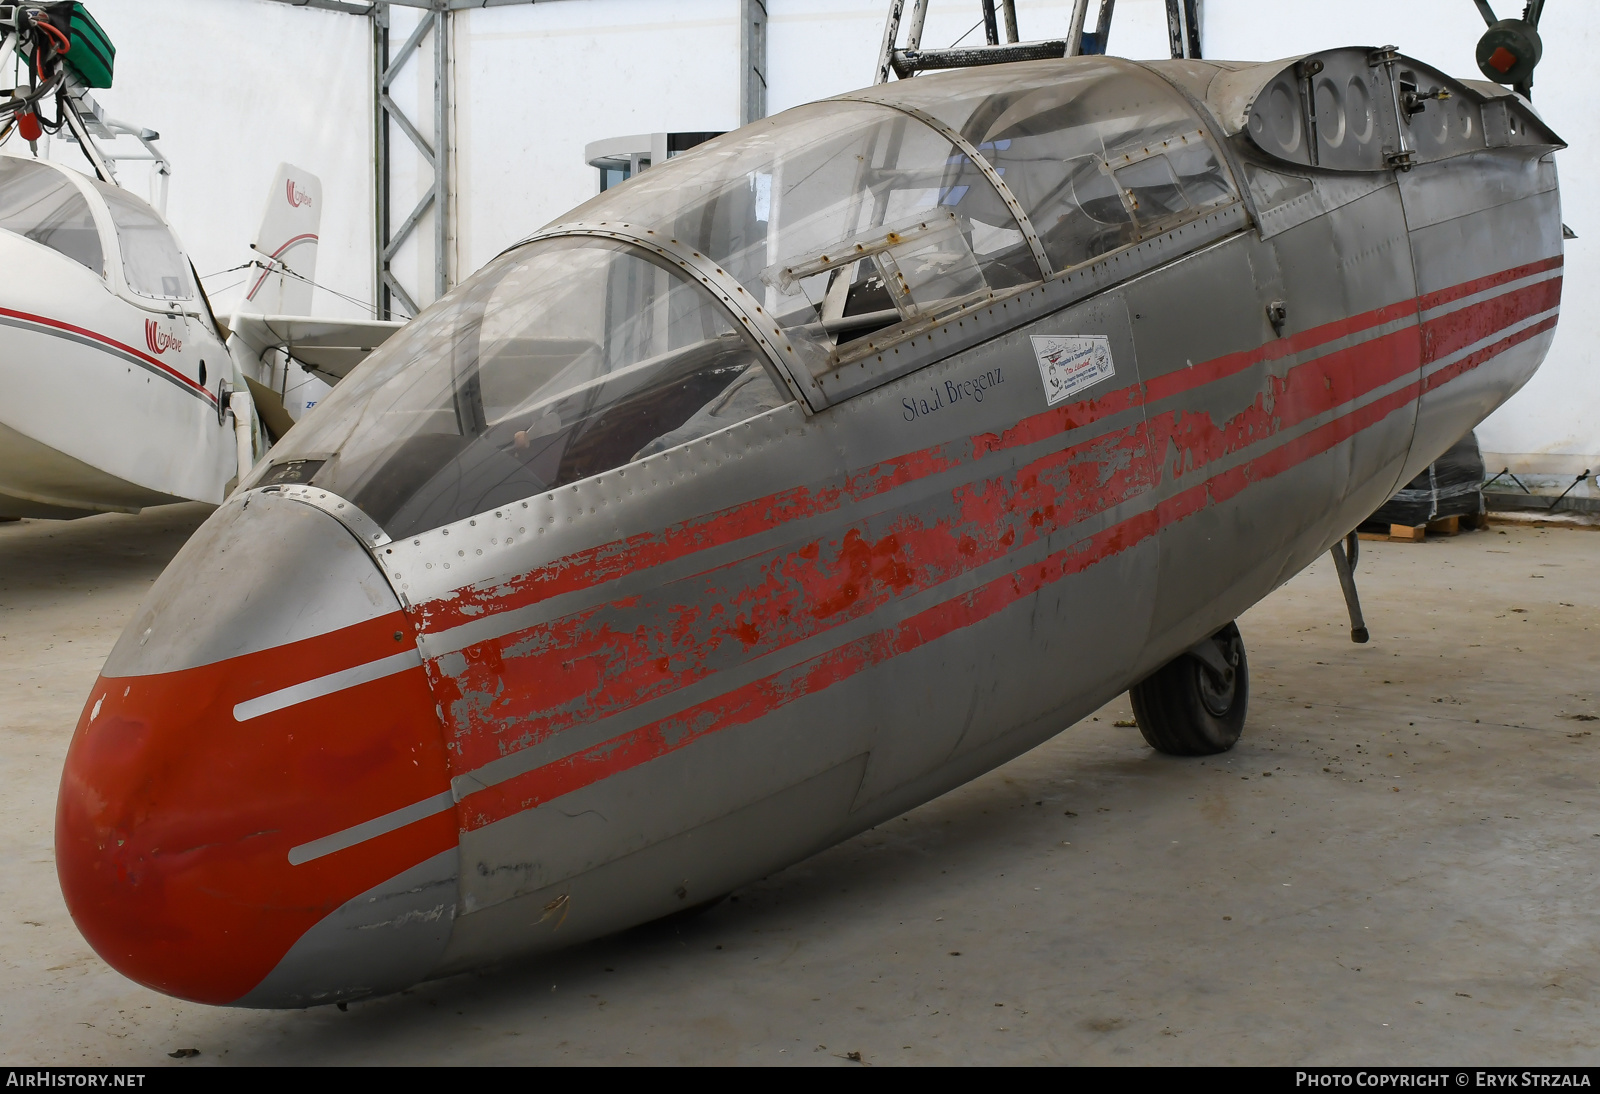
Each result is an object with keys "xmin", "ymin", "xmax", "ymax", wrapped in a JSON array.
[
  {"xmin": 1064, "ymin": 0, "xmax": 1090, "ymax": 57},
  {"xmin": 1093, "ymin": 0, "xmax": 1115, "ymax": 50},
  {"xmin": 373, "ymin": 2, "xmax": 449, "ymax": 319},
  {"xmin": 265, "ymin": 0, "xmax": 582, "ymax": 11},
  {"xmin": 434, "ymin": 4, "xmax": 449, "ymax": 302},
  {"xmin": 1164, "ymin": 0, "xmax": 1202, "ymax": 59},
  {"xmin": 875, "ymin": 0, "xmax": 907, "ymax": 85},
  {"xmin": 740, "ymin": 0, "xmax": 767, "ymax": 126},
  {"xmin": 904, "ymin": 0, "xmax": 928, "ymax": 50},
  {"xmin": 266, "ymin": 0, "xmax": 379, "ymax": 13}
]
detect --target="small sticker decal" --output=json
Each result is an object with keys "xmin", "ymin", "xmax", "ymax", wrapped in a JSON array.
[{"xmin": 1031, "ymin": 334, "xmax": 1114, "ymax": 406}]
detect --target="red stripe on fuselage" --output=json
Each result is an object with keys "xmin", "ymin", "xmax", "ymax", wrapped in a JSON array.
[
  {"xmin": 422, "ymin": 256, "xmax": 1561, "ymax": 636},
  {"xmin": 1421, "ymin": 276, "xmax": 1562, "ymax": 365},
  {"xmin": 0, "ymin": 304, "xmax": 216, "ymax": 403},
  {"xmin": 1424, "ymin": 314, "xmax": 1559, "ymax": 394},
  {"xmin": 1141, "ymin": 297, "xmax": 1422, "ymax": 406},
  {"xmin": 435, "ymin": 320, "xmax": 1429, "ymax": 772},
  {"xmin": 432, "ymin": 260, "xmax": 1559, "ymax": 778},
  {"xmin": 458, "ymin": 376, "xmax": 1428, "ymax": 831},
  {"xmin": 57, "ymin": 610, "xmax": 453, "ymax": 1005},
  {"xmin": 1417, "ymin": 254, "xmax": 1563, "ymax": 313},
  {"xmin": 418, "ymin": 441, "xmax": 973, "ymax": 634}
]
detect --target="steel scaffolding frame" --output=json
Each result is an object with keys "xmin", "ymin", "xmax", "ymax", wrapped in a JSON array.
[
  {"xmin": 373, "ymin": 4, "xmax": 448, "ymax": 319},
  {"xmin": 740, "ymin": 0, "xmax": 767, "ymax": 126},
  {"xmin": 260, "ymin": 1, "xmax": 767, "ymax": 315}
]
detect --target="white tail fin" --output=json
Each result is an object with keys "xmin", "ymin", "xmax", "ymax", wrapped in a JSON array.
[{"xmin": 244, "ymin": 163, "xmax": 322, "ymax": 315}]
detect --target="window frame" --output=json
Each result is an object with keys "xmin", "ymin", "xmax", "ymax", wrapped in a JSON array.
[
  {"xmin": 90, "ymin": 179, "xmax": 200, "ymax": 304},
  {"xmin": 247, "ymin": 232, "xmax": 801, "ymax": 539},
  {"xmin": 510, "ymin": 60, "xmax": 1254, "ymax": 413}
]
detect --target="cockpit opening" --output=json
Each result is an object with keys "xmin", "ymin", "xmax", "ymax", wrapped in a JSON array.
[
  {"xmin": 253, "ymin": 57, "xmax": 1242, "ymax": 539},
  {"xmin": 563, "ymin": 57, "xmax": 1236, "ymax": 379},
  {"xmin": 255, "ymin": 237, "xmax": 794, "ymax": 538}
]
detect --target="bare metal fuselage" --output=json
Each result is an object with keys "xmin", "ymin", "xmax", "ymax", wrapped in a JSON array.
[{"xmin": 56, "ymin": 49, "xmax": 1563, "ymax": 1007}]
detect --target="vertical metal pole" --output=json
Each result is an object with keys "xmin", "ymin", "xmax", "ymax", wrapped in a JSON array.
[
  {"xmin": 433, "ymin": 8, "xmax": 449, "ymax": 300},
  {"xmin": 1065, "ymin": 0, "xmax": 1091, "ymax": 56},
  {"xmin": 874, "ymin": 0, "xmax": 905, "ymax": 85},
  {"xmin": 1093, "ymin": 0, "xmax": 1117, "ymax": 54},
  {"xmin": 1183, "ymin": 0, "xmax": 1202, "ymax": 59},
  {"xmin": 980, "ymin": 0, "xmax": 999, "ymax": 46},
  {"xmin": 371, "ymin": 5, "xmax": 440, "ymax": 318},
  {"xmin": 373, "ymin": 3, "xmax": 390, "ymax": 320},
  {"xmin": 1164, "ymin": 0, "xmax": 1183, "ymax": 58},
  {"xmin": 999, "ymin": 0, "xmax": 1018, "ymax": 43},
  {"xmin": 739, "ymin": 0, "xmax": 767, "ymax": 126},
  {"xmin": 904, "ymin": 0, "xmax": 928, "ymax": 50}
]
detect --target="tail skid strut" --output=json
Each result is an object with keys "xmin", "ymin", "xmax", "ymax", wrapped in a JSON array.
[{"xmin": 1329, "ymin": 532, "xmax": 1370, "ymax": 644}]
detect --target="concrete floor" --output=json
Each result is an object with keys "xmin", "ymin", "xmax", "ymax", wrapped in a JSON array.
[{"xmin": 1, "ymin": 505, "xmax": 1597, "ymax": 1066}]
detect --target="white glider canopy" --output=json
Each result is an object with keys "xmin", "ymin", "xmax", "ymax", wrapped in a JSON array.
[{"xmin": 0, "ymin": 157, "xmax": 104, "ymax": 277}]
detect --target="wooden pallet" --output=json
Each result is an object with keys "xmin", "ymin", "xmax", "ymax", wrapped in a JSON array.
[{"xmin": 1357, "ymin": 516, "xmax": 1462, "ymax": 543}]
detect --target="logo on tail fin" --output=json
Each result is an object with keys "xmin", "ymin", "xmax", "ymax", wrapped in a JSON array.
[
  {"xmin": 145, "ymin": 320, "xmax": 181, "ymax": 355},
  {"xmin": 286, "ymin": 180, "xmax": 313, "ymax": 208}
]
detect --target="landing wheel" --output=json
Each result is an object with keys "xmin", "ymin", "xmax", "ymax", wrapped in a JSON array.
[{"xmin": 1129, "ymin": 621, "xmax": 1248, "ymax": 756}]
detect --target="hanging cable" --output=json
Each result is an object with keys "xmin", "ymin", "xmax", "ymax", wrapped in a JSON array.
[
  {"xmin": 243, "ymin": 250, "xmax": 383, "ymax": 317},
  {"xmin": 33, "ymin": 17, "xmax": 69, "ymax": 57},
  {"xmin": 204, "ymin": 276, "xmax": 249, "ymax": 297},
  {"xmin": 948, "ymin": 18, "xmax": 983, "ymax": 48},
  {"xmin": 198, "ymin": 261, "xmax": 258, "ymax": 280}
]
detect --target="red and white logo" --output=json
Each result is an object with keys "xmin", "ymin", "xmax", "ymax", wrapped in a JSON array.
[
  {"xmin": 144, "ymin": 319, "xmax": 182, "ymax": 355},
  {"xmin": 286, "ymin": 179, "xmax": 313, "ymax": 208}
]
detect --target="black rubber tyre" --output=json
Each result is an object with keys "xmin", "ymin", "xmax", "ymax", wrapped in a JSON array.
[{"xmin": 1129, "ymin": 621, "xmax": 1248, "ymax": 756}]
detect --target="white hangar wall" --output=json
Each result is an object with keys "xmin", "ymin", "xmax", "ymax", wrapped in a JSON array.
[
  {"xmin": 27, "ymin": 0, "xmax": 1595, "ymax": 477},
  {"xmin": 450, "ymin": 0, "xmax": 1179, "ymax": 256},
  {"xmin": 451, "ymin": 0, "xmax": 743, "ymax": 278},
  {"xmin": 33, "ymin": 0, "xmax": 375, "ymax": 321}
]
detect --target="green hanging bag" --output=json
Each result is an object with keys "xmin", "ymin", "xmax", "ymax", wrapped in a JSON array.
[
  {"xmin": 63, "ymin": 4, "xmax": 116, "ymax": 89},
  {"xmin": 28, "ymin": 3, "xmax": 116, "ymax": 89}
]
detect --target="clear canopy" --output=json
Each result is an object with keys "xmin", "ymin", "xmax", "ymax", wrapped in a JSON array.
[
  {"xmin": 92, "ymin": 181, "xmax": 196, "ymax": 300},
  {"xmin": 557, "ymin": 59, "xmax": 1234, "ymax": 375},
  {"xmin": 0, "ymin": 157, "xmax": 104, "ymax": 276},
  {"xmin": 561, "ymin": 100, "xmax": 1038, "ymax": 369},
  {"xmin": 850, "ymin": 58, "xmax": 1237, "ymax": 272},
  {"xmin": 260, "ymin": 237, "xmax": 791, "ymax": 538},
  {"xmin": 258, "ymin": 59, "xmax": 1239, "ymax": 538}
]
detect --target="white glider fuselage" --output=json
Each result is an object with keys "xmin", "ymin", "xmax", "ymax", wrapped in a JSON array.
[{"xmin": 0, "ymin": 153, "xmax": 233, "ymax": 518}]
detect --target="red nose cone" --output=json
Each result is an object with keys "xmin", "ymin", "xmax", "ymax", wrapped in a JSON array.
[{"xmin": 56, "ymin": 612, "xmax": 456, "ymax": 1005}]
